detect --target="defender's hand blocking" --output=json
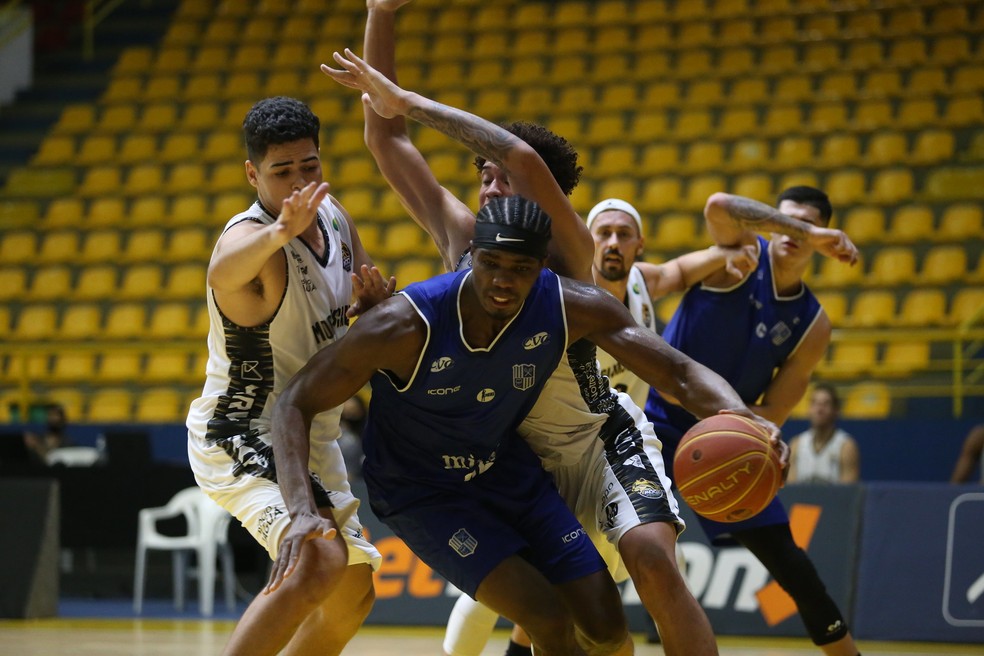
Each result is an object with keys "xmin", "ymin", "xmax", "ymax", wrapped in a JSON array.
[
  {"xmin": 277, "ymin": 181, "xmax": 331, "ymax": 242},
  {"xmin": 321, "ymin": 49, "xmax": 409, "ymax": 120},
  {"xmin": 349, "ymin": 264, "xmax": 397, "ymax": 318},
  {"xmin": 720, "ymin": 244, "xmax": 758, "ymax": 278},
  {"xmin": 264, "ymin": 512, "xmax": 338, "ymax": 594}
]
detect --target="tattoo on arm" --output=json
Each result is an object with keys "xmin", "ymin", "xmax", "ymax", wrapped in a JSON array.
[
  {"xmin": 725, "ymin": 196, "xmax": 811, "ymax": 240},
  {"xmin": 407, "ymin": 103, "xmax": 517, "ymax": 171}
]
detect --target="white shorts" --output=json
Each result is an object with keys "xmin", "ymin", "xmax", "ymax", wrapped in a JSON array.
[
  {"xmin": 550, "ymin": 393, "xmax": 684, "ymax": 582},
  {"xmin": 188, "ymin": 427, "xmax": 381, "ymax": 569}
]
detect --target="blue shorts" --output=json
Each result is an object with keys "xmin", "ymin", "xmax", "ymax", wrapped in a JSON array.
[
  {"xmin": 370, "ymin": 442, "xmax": 605, "ymax": 598},
  {"xmin": 649, "ymin": 420, "xmax": 789, "ymax": 546}
]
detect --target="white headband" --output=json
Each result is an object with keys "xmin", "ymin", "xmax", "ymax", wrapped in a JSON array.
[{"xmin": 586, "ymin": 198, "xmax": 644, "ymax": 235}]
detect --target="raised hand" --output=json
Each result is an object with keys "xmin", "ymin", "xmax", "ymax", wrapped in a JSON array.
[
  {"xmin": 721, "ymin": 244, "xmax": 758, "ymax": 278},
  {"xmin": 264, "ymin": 511, "xmax": 337, "ymax": 594},
  {"xmin": 348, "ymin": 264, "xmax": 397, "ymax": 318},
  {"xmin": 808, "ymin": 226, "xmax": 859, "ymax": 265},
  {"xmin": 320, "ymin": 48, "xmax": 409, "ymax": 120},
  {"xmin": 276, "ymin": 181, "xmax": 332, "ymax": 242}
]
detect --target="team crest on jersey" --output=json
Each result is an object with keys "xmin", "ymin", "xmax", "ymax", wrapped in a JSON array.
[
  {"xmin": 331, "ymin": 216, "xmax": 340, "ymax": 231},
  {"xmin": 449, "ymin": 528, "xmax": 478, "ymax": 558},
  {"xmin": 642, "ymin": 303, "xmax": 652, "ymax": 328},
  {"xmin": 430, "ymin": 356, "xmax": 454, "ymax": 372},
  {"xmin": 338, "ymin": 241, "xmax": 351, "ymax": 272},
  {"xmin": 623, "ymin": 454, "xmax": 645, "ymax": 469},
  {"xmin": 630, "ymin": 478, "xmax": 664, "ymax": 499},
  {"xmin": 755, "ymin": 322, "xmax": 768, "ymax": 338},
  {"xmin": 476, "ymin": 388, "xmax": 496, "ymax": 402},
  {"xmin": 770, "ymin": 321, "xmax": 792, "ymax": 346},
  {"xmin": 240, "ymin": 361, "xmax": 263, "ymax": 381},
  {"xmin": 512, "ymin": 364, "xmax": 536, "ymax": 391},
  {"xmin": 523, "ymin": 332, "xmax": 549, "ymax": 350}
]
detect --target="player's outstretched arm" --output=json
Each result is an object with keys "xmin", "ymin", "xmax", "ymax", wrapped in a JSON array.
[
  {"xmin": 704, "ymin": 192, "xmax": 858, "ymax": 264},
  {"xmin": 639, "ymin": 244, "xmax": 758, "ymax": 298},
  {"xmin": 325, "ymin": 48, "xmax": 593, "ymax": 280}
]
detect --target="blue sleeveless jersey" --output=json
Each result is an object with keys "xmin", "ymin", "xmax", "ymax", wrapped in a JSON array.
[
  {"xmin": 363, "ymin": 268, "xmax": 568, "ymax": 510},
  {"xmin": 646, "ymin": 236, "xmax": 822, "ymax": 436}
]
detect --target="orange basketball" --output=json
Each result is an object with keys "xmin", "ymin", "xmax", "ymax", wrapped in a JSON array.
[{"xmin": 673, "ymin": 414, "xmax": 782, "ymax": 523}]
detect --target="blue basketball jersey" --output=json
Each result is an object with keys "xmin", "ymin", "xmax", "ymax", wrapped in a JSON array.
[
  {"xmin": 646, "ymin": 236, "xmax": 822, "ymax": 436},
  {"xmin": 363, "ymin": 267, "xmax": 568, "ymax": 508}
]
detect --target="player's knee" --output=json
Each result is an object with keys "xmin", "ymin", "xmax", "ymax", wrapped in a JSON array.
[
  {"xmin": 620, "ymin": 528, "xmax": 681, "ymax": 590},
  {"xmin": 289, "ymin": 537, "xmax": 349, "ymax": 604}
]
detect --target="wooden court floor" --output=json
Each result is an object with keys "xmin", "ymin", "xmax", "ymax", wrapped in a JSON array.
[{"xmin": 0, "ymin": 620, "xmax": 979, "ymax": 656}]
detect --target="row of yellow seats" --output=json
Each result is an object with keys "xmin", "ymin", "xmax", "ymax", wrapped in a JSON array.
[
  {"xmin": 819, "ymin": 340, "xmax": 941, "ymax": 380},
  {"xmin": 0, "ymin": 386, "xmax": 202, "ymax": 424},
  {"xmin": 789, "ymin": 381, "xmax": 894, "ymax": 419},
  {"xmin": 0, "ymin": 226, "xmax": 214, "ymax": 266},
  {"xmin": 810, "ymin": 245, "xmax": 982, "ymax": 289},
  {"xmin": 0, "ymin": 264, "xmax": 207, "ymax": 306},
  {"xmin": 1, "ymin": 350, "xmax": 206, "ymax": 388},
  {"xmin": 815, "ymin": 288, "xmax": 984, "ymax": 328},
  {"xmin": 34, "ymin": 130, "xmax": 244, "ymax": 167},
  {"xmin": 24, "ymin": 192, "xmax": 252, "ymax": 231},
  {"xmin": 1, "ymin": 301, "xmax": 207, "ymax": 342}
]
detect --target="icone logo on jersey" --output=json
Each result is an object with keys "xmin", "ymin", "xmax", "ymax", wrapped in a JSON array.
[
  {"xmin": 426, "ymin": 386, "xmax": 460, "ymax": 396},
  {"xmin": 524, "ymin": 332, "xmax": 550, "ymax": 349},
  {"xmin": 430, "ymin": 356, "xmax": 454, "ymax": 372}
]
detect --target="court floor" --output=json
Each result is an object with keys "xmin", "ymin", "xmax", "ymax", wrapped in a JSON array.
[{"xmin": 0, "ymin": 620, "xmax": 978, "ymax": 656}]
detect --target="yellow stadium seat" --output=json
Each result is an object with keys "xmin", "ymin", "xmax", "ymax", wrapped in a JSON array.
[
  {"xmin": 865, "ymin": 132, "xmax": 907, "ymax": 167},
  {"xmin": 760, "ymin": 104, "xmax": 803, "ymax": 137},
  {"xmin": 164, "ymin": 263, "xmax": 207, "ymax": 300},
  {"xmin": 866, "ymin": 247, "xmax": 916, "ymax": 286},
  {"xmin": 718, "ymin": 18, "xmax": 755, "ymax": 45},
  {"xmin": 52, "ymin": 103, "xmax": 96, "ymax": 135},
  {"xmin": 143, "ymin": 352, "xmax": 194, "ymax": 384},
  {"xmin": 183, "ymin": 73, "xmax": 222, "ymax": 102},
  {"xmin": 97, "ymin": 351, "xmax": 143, "ymax": 383},
  {"xmin": 118, "ymin": 264, "xmax": 164, "ymax": 300},
  {"xmin": 142, "ymin": 75, "xmax": 182, "ymax": 103},
  {"xmin": 136, "ymin": 387, "xmax": 187, "ymax": 422},
  {"xmin": 212, "ymin": 192, "xmax": 252, "ymax": 222},
  {"xmin": 684, "ymin": 80, "xmax": 723, "ymax": 107},
  {"xmin": 12, "ymin": 305, "xmax": 58, "ymax": 341},
  {"xmin": 896, "ymin": 98, "xmax": 938, "ymax": 130},
  {"xmin": 852, "ymin": 99, "xmax": 892, "ymax": 132},
  {"xmin": 104, "ymin": 303, "xmax": 147, "ymax": 339},
  {"xmin": 843, "ymin": 289, "xmax": 896, "ymax": 328},
  {"xmin": 74, "ymin": 265, "xmax": 119, "ymax": 301},
  {"xmin": 93, "ymin": 104, "xmax": 138, "ymax": 134},
  {"xmin": 910, "ymin": 129, "xmax": 955, "ymax": 165},
  {"xmin": 942, "ymin": 95, "xmax": 984, "ymax": 127},
  {"xmin": 28, "ymin": 265, "xmax": 72, "ymax": 301},
  {"xmin": 190, "ymin": 45, "xmax": 228, "ymax": 73},
  {"xmin": 897, "ymin": 289, "xmax": 947, "ymax": 327},
  {"xmin": 863, "ymin": 70, "xmax": 901, "ymax": 98},
  {"xmin": 76, "ymin": 134, "xmax": 117, "ymax": 165},
  {"xmin": 118, "ymin": 134, "xmax": 158, "ymax": 165},
  {"xmin": 166, "ymin": 162, "xmax": 208, "ymax": 194},
  {"xmin": 473, "ymin": 4, "xmax": 509, "ymax": 31},
  {"xmin": 675, "ymin": 50, "xmax": 713, "ymax": 79},
  {"xmin": 211, "ymin": 162, "xmax": 250, "ymax": 193},
  {"xmin": 678, "ymin": 21, "xmax": 714, "ymax": 46},
  {"xmin": 812, "ymin": 256, "xmax": 865, "ymax": 289},
  {"xmin": 952, "ymin": 64, "xmax": 984, "ymax": 94},
  {"xmin": 124, "ymin": 163, "xmax": 165, "ymax": 196},
  {"xmin": 191, "ymin": 305, "xmax": 210, "ymax": 337},
  {"xmin": 180, "ymin": 102, "xmax": 221, "ymax": 132},
  {"xmin": 639, "ymin": 81, "xmax": 680, "ymax": 110},
  {"xmin": 638, "ymin": 143, "xmax": 680, "ymax": 177},
  {"xmin": 919, "ymin": 245, "xmax": 968, "ymax": 285},
  {"xmin": 846, "ymin": 9, "xmax": 883, "ymax": 36},
  {"xmin": 802, "ymin": 13, "xmax": 839, "ymax": 39},
  {"xmin": 101, "ymin": 76, "xmax": 142, "ymax": 104},
  {"xmin": 651, "ymin": 213, "xmax": 700, "ymax": 250},
  {"xmin": 79, "ymin": 229, "xmax": 123, "ymax": 264},
  {"xmin": 50, "ymin": 352, "xmax": 97, "ymax": 383},
  {"xmin": 59, "ymin": 304, "xmax": 103, "ymax": 340},
  {"xmin": 824, "ymin": 342, "xmax": 877, "ymax": 379},
  {"xmin": 773, "ymin": 136, "xmax": 814, "ymax": 171},
  {"xmin": 596, "ymin": 178, "xmax": 641, "ymax": 208},
  {"xmin": 552, "ymin": 28, "xmax": 591, "ymax": 57},
  {"xmin": 148, "ymin": 303, "xmax": 193, "ymax": 339},
  {"xmin": 672, "ymin": 109, "xmax": 713, "ymax": 140},
  {"xmin": 549, "ymin": 54, "xmax": 589, "ymax": 87},
  {"xmin": 937, "ymin": 204, "xmax": 983, "ymax": 241},
  {"xmin": 716, "ymin": 107, "xmax": 759, "ymax": 140},
  {"xmin": 127, "ymin": 196, "xmax": 166, "ymax": 228},
  {"xmin": 730, "ymin": 173, "xmax": 773, "ymax": 204},
  {"xmin": 431, "ymin": 33, "xmax": 471, "ymax": 61},
  {"xmin": 683, "ymin": 175, "xmax": 726, "ymax": 212},
  {"xmin": 625, "ymin": 109, "xmax": 669, "ymax": 145},
  {"xmin": 809, "ymin": 103, "xmax": 849, "ymax": 134},
  {"xmin": 887, "ymin": 37, "xmax": 928, "ymax": 68},
  {"xmin": 814, "ymin": 291, "xmax": 847, "ymax": 325},
  {"xmin": 0, "ymin": 230, "xmax": 37, "ymax": 265},
  {"xmin": 583, "ymin": 114, "xmax": 627, "ymax": 148},
  {"xmin": 86, "ymin": 388, "xmax": 134, "ymax": 422},
  {"xmin": 729, "ymin": 139, "xmax": 770, "ymax": 174},
  {"xmin": 718, "ymin": 47, "xmax": 756, "ymax": 77},
  {"xmin": 36, "ymin": 230, "xmax": 79, "ymax": 265},
  {"xmin": 592, "ymin": 143, "xmax": 636, "ymax": 177},
  {"xmin": 223, "ymin": 72, "xmax": 262, "ymax": 101},
  {"xmin": 427, "ymin": 62, "xmax": 466, "ymax": 90},
  {"xmin": 877, "ymin": 342, "xmax": 931, "ymax": 378},
  {"xmin": 931, "ymin": 35, "xmax": 971, "ymax": 65},
  {"xmin": 32, "ymin": 135, "xmax": 76, "ymax": 166},
  {"xmin": 167, "ymin": 227, "xmax": 211, "ymax": 262},
  {"xmin": 0, "ymin": 267, "xmax": 27, "ymax": 302},
  {"xmin": 906, "ymin": 67, "xmax": 947, "ymax": 96},
  {"xmin": 825, "ymin": 169, "xmax": 867, "ymax": 206},
  {"xmin": 870, "ymin": 169, "xmax": 914, "ymax": 205},
  {"xmin": 949, "ymin": 288, "xmax": 984, "ymax": 326},
  {"xmin": 682, "ymin": 141, "xmax": 724, "ymax": 174},
  {"xmin": 883, "ymin": 7, "xmax": 921, "ymax": 35},
  {"xmin": 888, "ymin": 205, "xmax": 934, "ymax": 243},
  {"xmin": 638, "ymin": 177, "xmax": 682, "ymax": 213},
  {"xmin": 78, "ymin": 166, "xmax": 122, "ymax": 198},
  {"xmin": 844, "ymin": 42, "xmax": 882, "ymax": 71},
  {"xmin": 773, "ymin": 75, "xmax": 812, "ymax": 104},
  {"xmin": 41, "ymin": 197, "xmax": 84, "ymax": 229},
  {"xmin": 730, "ymin": 79, "xmax": 768, "ymax": 105},
  {"xmin": 778, "ymin": 171, "xmax": 821, "ymax": 192},
  {"xmin": 392, "ymin": 259, "xmax": 439, "ymax": 287}
]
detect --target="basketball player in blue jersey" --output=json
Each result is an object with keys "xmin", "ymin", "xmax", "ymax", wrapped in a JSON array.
[
  {"xmin": 270, "ymin": 195, "xmax": 775, "ymax": 655},
  {"xmin": 322, "ymin": 13, "xmax": 741, "ymax": 652},
  {"xmin": 645, "ymin": 187, "xmax": 863, "ymax": 656},
  {"xmin": 186, "ymin": 97, "xmax": 394, "ymax": 656}
]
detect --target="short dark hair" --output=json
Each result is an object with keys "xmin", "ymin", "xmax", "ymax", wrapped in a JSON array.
[
  {"xmin": 243, "ymin": 96, "xmax": 320, "ymax": 163},
  {"xmin": 473, "ymin": 121, "xmax": 583, "ymax": 197},
  {"xmin": 812, "ymin": 383, "xmax": 841, "ymax": 410},
  {"xmin": 777, "ymin": 186, "xmax": 833, "ymax": 224}
]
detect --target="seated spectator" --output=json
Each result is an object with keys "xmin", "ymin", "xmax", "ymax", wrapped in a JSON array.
[
  {"xmin": 788, "ymin": 384, "xmax": 860, "ymax": 484},
  {"xmin": 23, "ymin": 403, "xmax": 72, "ymax": 466},
  {"xmin": 950, "ymin": 424, "xmax": 984, "ymax": 484}
]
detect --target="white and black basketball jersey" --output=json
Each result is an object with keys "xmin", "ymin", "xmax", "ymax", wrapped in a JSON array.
[
  {"xmin": 187, "ymin": 199, "xmax": 355, "ymax": 447},
  {"xmin": 596, "ymin": 265, "xmax": 657, "ymax": 409}
]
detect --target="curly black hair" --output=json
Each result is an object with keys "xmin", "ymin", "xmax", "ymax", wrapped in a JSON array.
[
  {"xmin": 473, "ymin": 121, "xmax": 583, "ymax": 197},
  {"xmin": 243, "ymin": 96, "xmax": 320, "ymax": 163}
]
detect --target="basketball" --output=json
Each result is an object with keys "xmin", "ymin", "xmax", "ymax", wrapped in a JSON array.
[{"xmin": 673, "ymin": 414, "xmax": 782, "ymax": 523}]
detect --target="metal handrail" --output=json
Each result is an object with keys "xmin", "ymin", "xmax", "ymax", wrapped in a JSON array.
[{"xmin": 82, "ymin": 0, "xmax": 128, "ymax": 60}]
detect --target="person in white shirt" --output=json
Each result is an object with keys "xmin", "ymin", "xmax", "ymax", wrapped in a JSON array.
[{"xmin": 788, "ymin": 384, "xmax": 860, "ymax": 484}]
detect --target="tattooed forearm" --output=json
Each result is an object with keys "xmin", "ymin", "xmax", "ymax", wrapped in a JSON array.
[
  {"xmin": 406, "ymin": 102, "xmax": 518, "ymax": 171},
  {"xmin": 724, "ymin": 196, "xmax": 811, "ymax": 240}
]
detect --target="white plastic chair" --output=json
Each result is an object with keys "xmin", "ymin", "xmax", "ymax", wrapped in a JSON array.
[{"xmin": 133, "ymin": 486, "xmax": 236, "ymax": 616}]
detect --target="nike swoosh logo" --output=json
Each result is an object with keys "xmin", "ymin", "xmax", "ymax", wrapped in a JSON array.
[{"xmin": 495, "ymin": 233, "xmax": 524, "ymax": 243}]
